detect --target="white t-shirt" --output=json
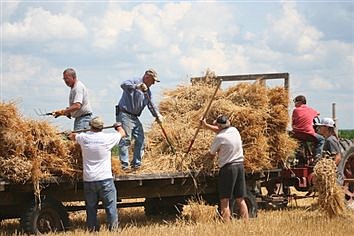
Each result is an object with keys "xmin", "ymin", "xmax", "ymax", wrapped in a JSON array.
[
  {"xmin": 76, "ymin": 131, "xmax": 121, "ymax": 182},
  {"xmin": 69, "ymin": 80, "xmax": 92, "ymax": 118},
  {"xmin": 210, "ymin": 126, "xmax": 244, "ymax": 168}
]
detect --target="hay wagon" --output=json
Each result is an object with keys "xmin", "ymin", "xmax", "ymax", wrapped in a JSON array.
[
  {"xmin": 1, "ymin": 73, "xmax": 353, "ymax": 234},
  {"xmin": 0, "ymin": 168, "xmax": 282, "ymax": 234}
]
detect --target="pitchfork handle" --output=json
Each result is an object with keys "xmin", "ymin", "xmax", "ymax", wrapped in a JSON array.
[{"xmin": 185, "ymin": 79, "xmax": 222, "ymax": 155}]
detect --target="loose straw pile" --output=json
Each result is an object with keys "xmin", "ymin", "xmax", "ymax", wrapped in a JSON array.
[
  {"xmin": 1, "ymin": 70, "xmax": 299, "ymax": 183},
  {"xmin": 313, "ymin": 158, "xmax": 346, "ymax": 217},
  {"xmin": 145, "ymin": 72, "xmax": 298, "ymax": 173},
  {"xmin": 0, "ymin": 101, "xmax": 81, "ymax": 184}
]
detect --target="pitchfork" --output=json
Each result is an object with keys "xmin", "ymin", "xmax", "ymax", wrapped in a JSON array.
[{"xmin": 34, "ymin": 108, "xmax": 54, "ymax": 116}]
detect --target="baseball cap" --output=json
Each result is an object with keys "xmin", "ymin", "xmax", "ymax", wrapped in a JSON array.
[
  {"xmin": 214, "ymin": 115, "xmax": 231, "ymax": 129},
  {"xmin": 145, "ymin": 69, "xmax": 160, "ymax": 82},
  {"xmin": 89, "ymin": 116, "xmax": 104, "ymax": 129},
  {"xmin": 316, "ymin": 117, "xmax": 335, "ymax": 128}
]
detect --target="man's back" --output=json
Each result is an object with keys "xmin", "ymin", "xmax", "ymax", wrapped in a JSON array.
[
  {"xmin": 211, "ymin": 126, "xmax": 243, "ymax": 168},
  {"xmin": 292, "ymin": 104, "xmax": 318, "ymax": 135},
  {"xmin": 76, "ymin": 131, "xmax": 121, "ymax": 181}
]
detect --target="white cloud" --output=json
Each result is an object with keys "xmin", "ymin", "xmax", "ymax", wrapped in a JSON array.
[
  {"xmin": 1, "ymin": 2, "xmax": 353, "ymax": 129},
  {"xmin": 92, "ymin": 8, "xmax": 134, "ymax": 49},
  {"xmin": 2, "ymin": 1, "xmax": 20, "ymax": 18},
  {"xmin": 3, "ymin": 54, "xmax": 63, "ymax": 90},
  {"xmin": 4, "ymin": 54, "xmax": 41, "ymax": 82},
  {"xmin": 265, "ymin": 2, "xmax": 323, "ymax": 53},
  {"xmin": 309, "ymin": 75, "xmax": 337, "ymax": 90},
  {"xmin": 3, "ymin": 7, "xmax": 87, "ymax": 43}
]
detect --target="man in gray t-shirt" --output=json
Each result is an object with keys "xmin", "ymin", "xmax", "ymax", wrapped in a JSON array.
[{"xmin": 53, "ymin": 68, "xmax": 93, "ymax": 130}]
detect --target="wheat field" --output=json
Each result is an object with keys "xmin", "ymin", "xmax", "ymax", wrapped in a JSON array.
[{"xmin": 1, "ymin": 189, "xmax": 353, "ymax": 236}]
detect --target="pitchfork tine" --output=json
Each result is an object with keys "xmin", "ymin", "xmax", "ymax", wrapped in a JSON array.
[
  {"xmin": 34, "ymin": 108, "xmax": 42, "ymax": 116},
  {"xmin": 34, "ymin": 108, "xmax": 52, "ymax": 116}
]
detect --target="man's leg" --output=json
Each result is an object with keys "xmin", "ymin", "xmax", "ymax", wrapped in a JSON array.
[
  {"xmin": 234, "ymin": 164, "xmax": 249, "ymax": 220},
  {"xmin": 236, "ymin": 198, "xmax": 249, "ymax": 220},
  {"xmin": 218, "ymin": 165, "xmax": 235, "ymax": 222},
  {"xmin": 117, "ymin": 112, "xmax": 132, "ymax": 169},
  {"xmin": 131, "ymin": 118, "xmax": 144, "ymax": 168},
  {"xmin": 83, "ymin": 182, "xmax": 99, "ymax": 231},
  {"xmin": 99, "ymin": 179, "xmax": 118, "ymax": 231},
  {"xmin": 220, "ymin": 198, "xmax": 231, "ymax": 222}
]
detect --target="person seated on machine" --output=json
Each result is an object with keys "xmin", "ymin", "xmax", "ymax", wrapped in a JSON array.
[{"xmin": 291, "ymin": 95, "xmax": 325, "ymax": 162}]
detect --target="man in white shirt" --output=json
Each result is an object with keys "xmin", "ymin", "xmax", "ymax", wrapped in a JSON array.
[
  {"xmin": 202, "ymin": 115, "xmax": 249, "ymax": 222},
  {"xmin": 69, "ymin": 117, "xmax": 125, "ymax": 231}
]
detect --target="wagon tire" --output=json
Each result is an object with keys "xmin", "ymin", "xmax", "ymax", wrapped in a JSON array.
[
  {"xmin": 145, "ymin": 197, "xmax": 184, "ymax": 216},
  {"xmin": 230, "ymin": 189, "xmax": 258, "ymax": 219},
  {"xmin": 341, "ymin": 145, "xmax": 354, "ymax": 201},
  {"xmin": 20, "ymin": 196, "xmax": 69, "ymax": 234}
]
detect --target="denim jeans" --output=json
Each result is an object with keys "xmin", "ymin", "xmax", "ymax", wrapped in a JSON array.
[
  {"xmin": 116, "ymin": 111, "xmax": 144, "ymax": 168},
  {"xmin": 83, "ymin": 178, "xmax": 118, "ymax": 231},
  {"xmin": 74, "ymin": 114, "xmax": 92, "ymax": 131},
  {"xmin": 313, "ymin": 133, "xmax": 325, "ymax": 156}
]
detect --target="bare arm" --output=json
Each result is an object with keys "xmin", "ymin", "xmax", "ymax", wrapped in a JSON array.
[
  {"xmin": 64, "ymin": 102, "xmax": 81, "ymax": 115},
  {"xmin": 115, "ymin": 126, "xmax": 126, "ymax": 138},
  {"xmin": 201, "ymin": 118, "xmax": 220, "ymax": 133},
  {"xmin": 68, "ymin": 132, "xmax": 78, "ymax": 141},
  {"xmin": 333, "ymin": 153, "xmax": 341, "ymax": 165}
]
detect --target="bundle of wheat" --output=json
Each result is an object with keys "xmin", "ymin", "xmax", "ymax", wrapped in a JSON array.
[
  {"xmin": 0, "ymin": 101, "xmax": 81, "ymax": 184},
  {"xmin": 182, "ymin": 198, "xmax": 217, "ymax": 223},
  {"xmin": 313, "ymin": 158, "xmax": 346, "ymax": 217}
]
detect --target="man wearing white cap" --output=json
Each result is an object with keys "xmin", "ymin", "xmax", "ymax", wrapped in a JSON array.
[
  {"xmin": 316, "ymin": 117, "xmax": 344, "ymax": 185},
  {"xmin": 69, "ymin": 117, "xmax": 126, "ymax": 231},
  {"xmin": 115, "ymin": 69, "xmax": 163, "ymax": 170}
]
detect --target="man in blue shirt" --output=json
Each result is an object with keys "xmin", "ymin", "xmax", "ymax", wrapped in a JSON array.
[{"xmin": 116, "ymin": 69, "xmax": 163, "ymax": 170}]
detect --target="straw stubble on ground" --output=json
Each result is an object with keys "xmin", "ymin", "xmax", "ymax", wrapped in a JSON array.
[{"xmin": 1, "ymin": 192, "xmax": 353, "ymax": 236}]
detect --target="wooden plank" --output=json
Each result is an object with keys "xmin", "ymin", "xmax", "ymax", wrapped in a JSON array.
[{"xmin": 190, "ymin": 72, "xmax": 289, "ymax": 89}]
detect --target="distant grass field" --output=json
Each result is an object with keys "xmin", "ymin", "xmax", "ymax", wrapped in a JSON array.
[{"xmin": 339, "ymin": 129, "xmax": 354, "ymax": 140}]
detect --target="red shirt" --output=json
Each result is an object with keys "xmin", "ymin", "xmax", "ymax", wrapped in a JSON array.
[{"xmin": 292, "ymin": 104, "xmax": 318, "ymax": 135}]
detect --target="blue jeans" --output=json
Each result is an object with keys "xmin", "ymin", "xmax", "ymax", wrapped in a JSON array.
[
  {"xmin": 83, "ymin": 179, "xmax": 118, "ymax": 231},
  {"xmin": 313, "ymin": 133, "xmax": 325, "ymax": 156},
  {"xmin": 74, "ymin": 114, "xmax": 92, "ymax": 131},
  {"xmin": 116, "ymin": 111, "xmax": 144, "ymax": 168}
]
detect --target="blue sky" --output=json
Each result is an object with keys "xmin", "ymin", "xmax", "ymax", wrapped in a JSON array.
[{"xmin": 1, "ymin": 1, "xmax": 353, "ymax": 130}]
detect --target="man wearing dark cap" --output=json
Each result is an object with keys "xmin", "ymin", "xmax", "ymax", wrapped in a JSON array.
[
  {"xmin": 201, "ymin": 115, "xmax": 249, "ymax": 222},
  {"xmin": 69, "ymin": 117, "xmax": 126, "ymax": 231},
  {"xmin": 292, "ymin": 95, "xmax": 324, "ymax": 159},
  {"xmin": 115, "ymin": 69, "xmax": 163, "ymax": 170}
]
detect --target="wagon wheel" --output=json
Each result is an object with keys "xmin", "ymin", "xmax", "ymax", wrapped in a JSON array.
[
  {"xmin": 20, "ymin": 196, "xmax": 69, "ymax": 234},
  {"xmin": 230, "ymin": 189, "xmax": 258, "ymax": 218},
  {"xmin": 342, "ymin": 146, "xmax": 354, "ymax": 207},
  {"xmin": 145, "ymin": 197, "xmax": 185, "ymax": 216}
]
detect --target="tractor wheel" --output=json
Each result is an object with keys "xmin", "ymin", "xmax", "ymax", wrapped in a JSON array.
[
  {"xmin": 230, "ymin": 190, "xmax": 258, "ymax": 219},
  {"xmin": 341, "ymin": 145, "xmax": 354, "ymax": 203},
  {"xmin": 20, "ymin": 196, "xmax": 69, "ymax": 234}
]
